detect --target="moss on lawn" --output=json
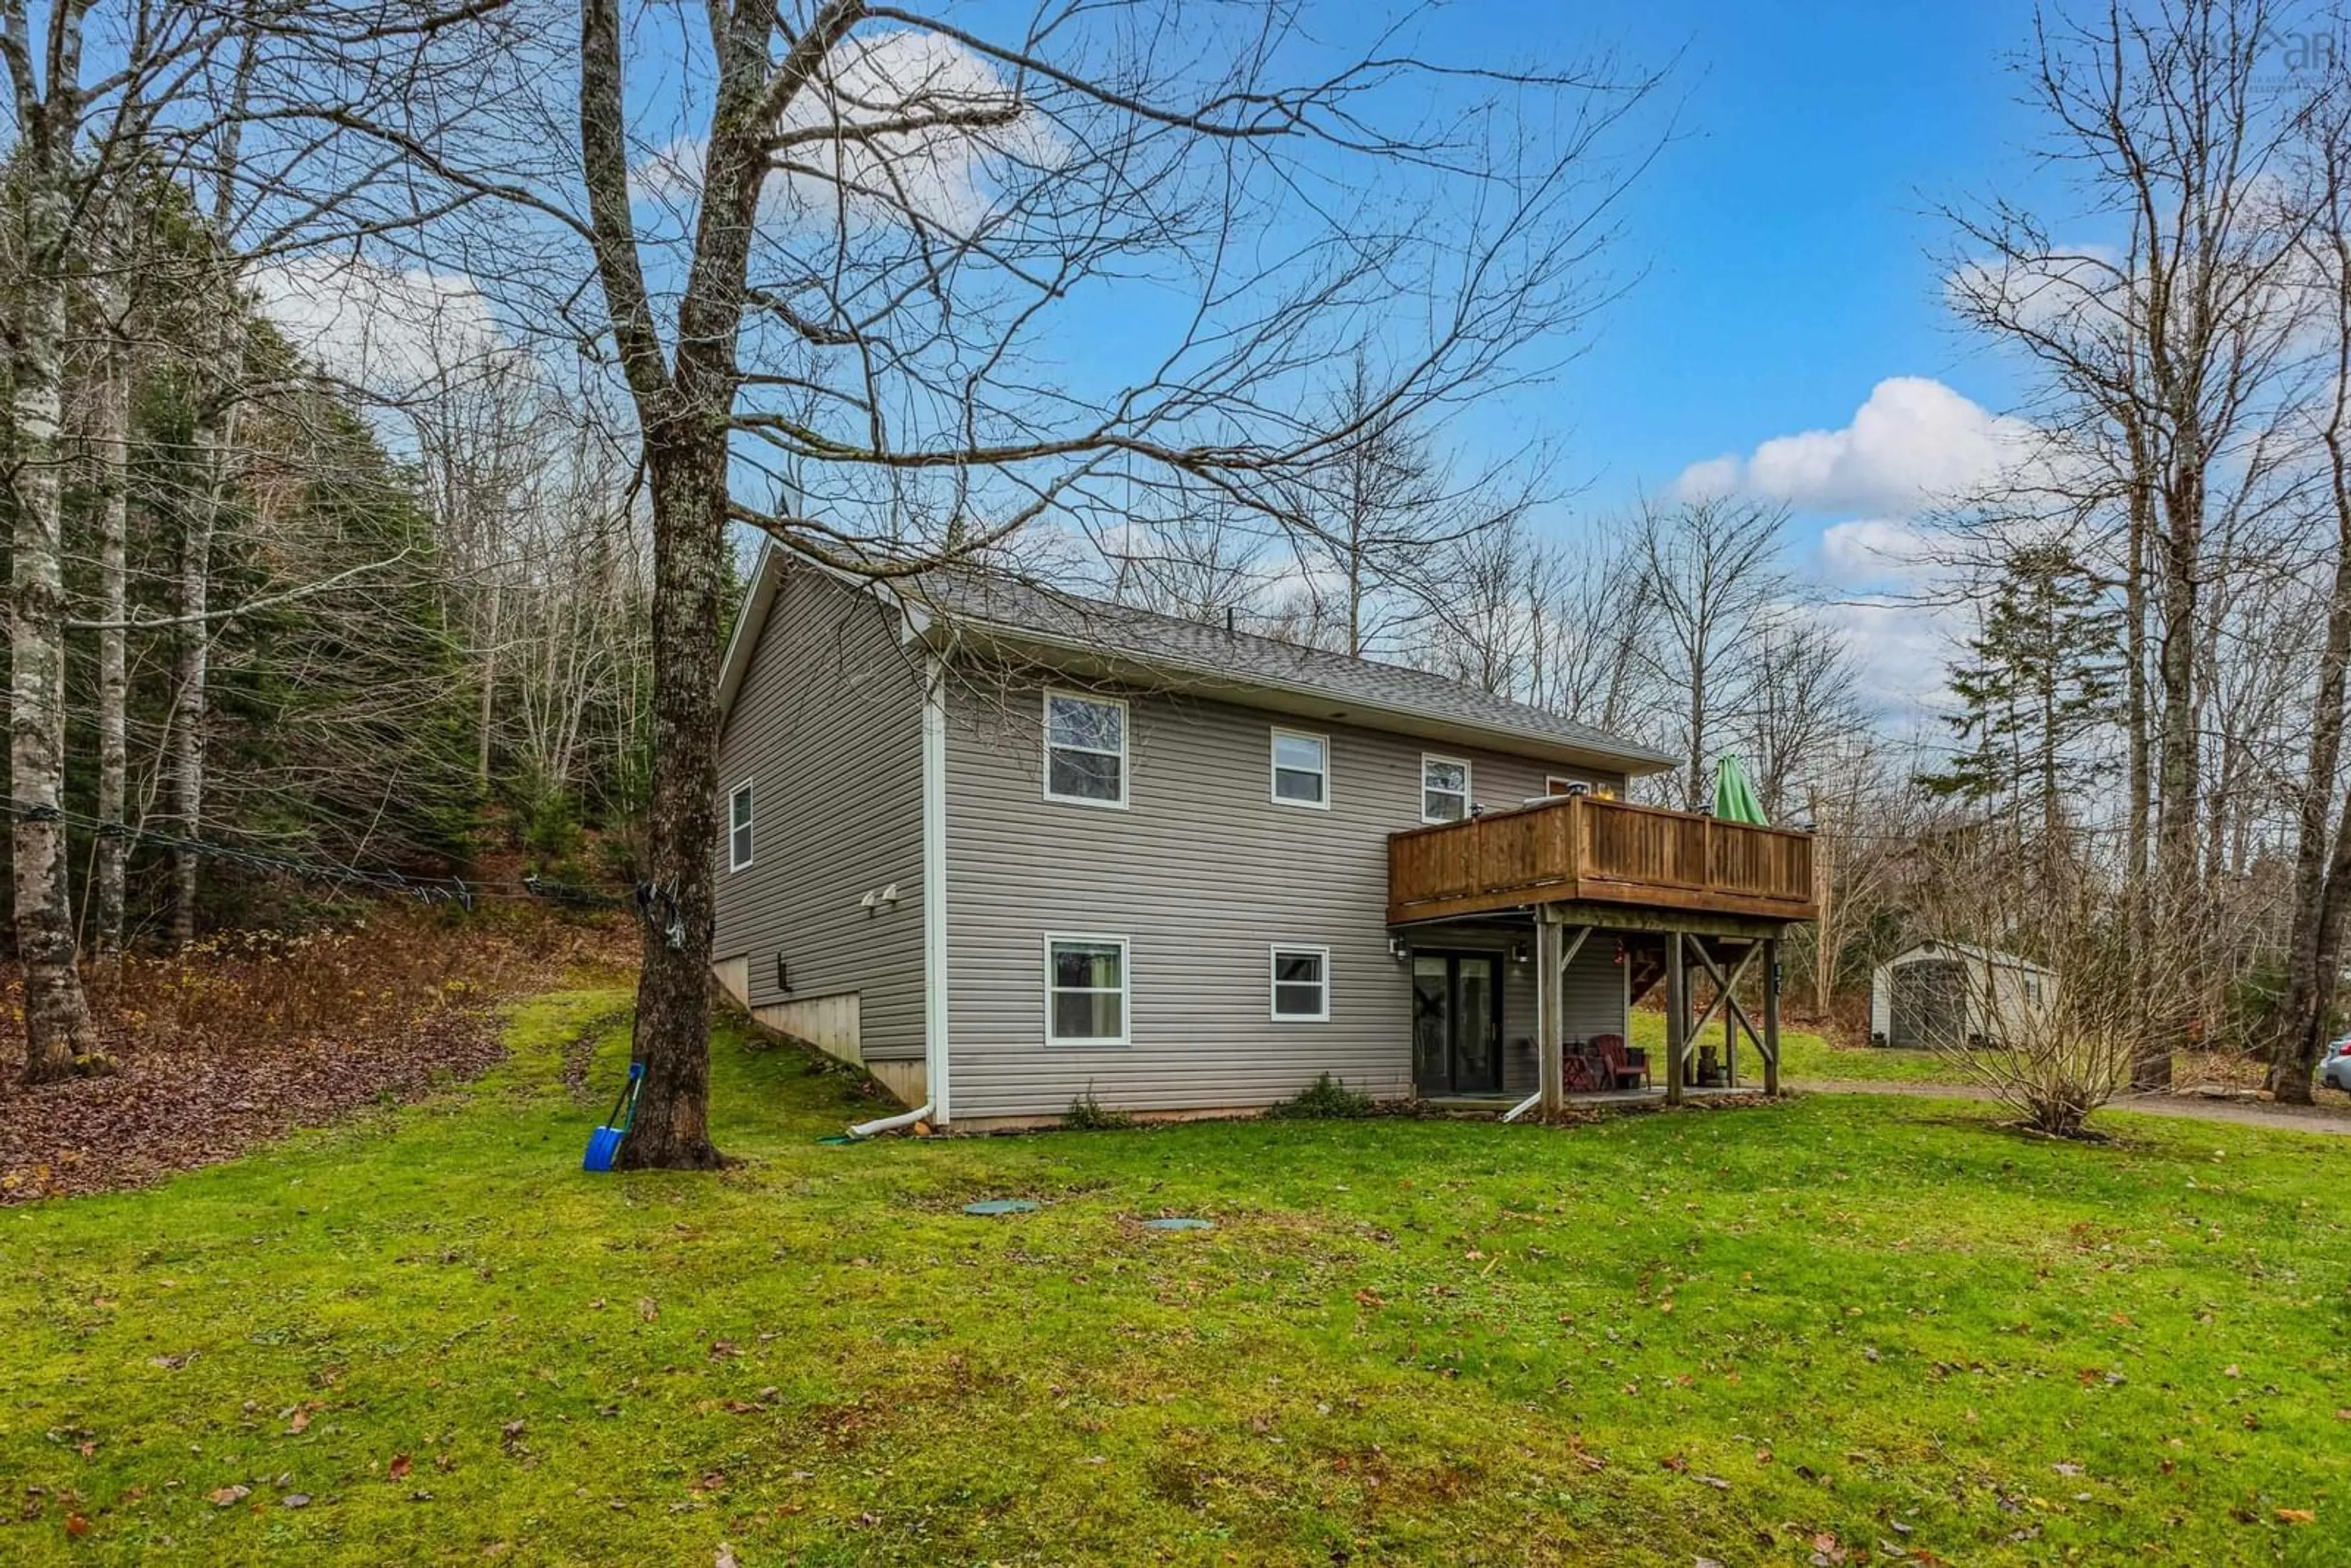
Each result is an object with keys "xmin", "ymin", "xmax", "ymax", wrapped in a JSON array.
[{"xmin": 4, "ymin": 989, "xmax": 2349, "ymax": 1564}]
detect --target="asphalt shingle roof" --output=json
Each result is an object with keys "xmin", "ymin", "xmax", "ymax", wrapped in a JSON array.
[{"xmin": 909, "ymin": 568, "xmax": 1674, "ymax": 771}]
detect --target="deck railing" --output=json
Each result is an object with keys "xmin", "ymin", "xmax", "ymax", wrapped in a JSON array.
[{"xmin": 1387, "ymin": 793, "xmax": 1818, "ymax": 925}]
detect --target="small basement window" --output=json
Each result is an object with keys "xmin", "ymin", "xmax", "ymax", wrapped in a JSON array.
[
  {"xmin": 1422, "ymin": 754, "xmax": 1470, "ymax": 823},
  {"xmin": 1046, "ymin": 934, "xmax": 1129, "ymax": 1046},
  {"xmin": 1270, "ymin": 945, "xmax": 1329, "ymax": 1021},
  {"xmin": 1270, "ymin": 728, "xmax": 1329, "ymax": 808},
  {"xmin": 728, "ymin": 781, "xmax": 754, "ymax": 871},
  {"xmin": 1044, "ymin": 690, "xmax": 1128, "ymax": 806}
]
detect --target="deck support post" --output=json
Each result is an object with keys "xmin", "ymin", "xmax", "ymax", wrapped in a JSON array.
[
  {"xmin": 1763, "ymin": 936, "xmax": 1782, "ymax": 1096},
  {"xmin": 1665, "ymin": 932, "xmax": 1687, "ymax": 1106},
  {"xmin": 1725, "ymin": 961, "xmax": 1738, "ymax": 1089},
  {"xmin": 1536, "ymin": 915, "xmax": 1562, "ymax": 1117}
]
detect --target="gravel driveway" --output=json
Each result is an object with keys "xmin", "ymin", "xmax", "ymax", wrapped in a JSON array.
[{"xmin": 1791, "ymin": 1078, "xmax": 2351, "ymax": 1136}]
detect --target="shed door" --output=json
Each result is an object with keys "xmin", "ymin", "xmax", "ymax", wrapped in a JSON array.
[{"xmin": 1889, "ymin": 959, "xmax": 1965, "ymax": 1049}]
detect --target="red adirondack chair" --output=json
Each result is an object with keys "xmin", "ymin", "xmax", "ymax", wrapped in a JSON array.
[{"xmin": 1592, "ymin": 1033, "xmax": 1649, "ymax": 1090}]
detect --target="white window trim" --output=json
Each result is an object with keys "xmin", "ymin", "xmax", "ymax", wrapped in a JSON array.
[
  {"xmin": 1043, "ymin": 932, "xmax": 1131, "ymax": 1048},
  {"xmin": 1422, "ymin": 752, "xmax": 1472, "ymax": 824},
  {"xmin": 1269, "ymin": 943, "xmax": 1332, "ymax": 1022},
  {"xmin": 727, "ymin": 779, "xmax": 755, "ymax": 872},
  {"xmin": 1041, "ymin": 688, "xmax": 1130, "ymax": 809},
  {"xmin": 1269, "ymin": 726, "xmax": 1332, "ymax": 810}
]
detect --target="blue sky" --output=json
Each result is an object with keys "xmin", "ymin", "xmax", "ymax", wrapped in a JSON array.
[
  {"xmin": 1467, "ymin": 0, "xmax": 2059, "ymax": 503},
  {"xmin": 1346, "ymin": 0, "xmax": 2090, "ymax": 712},
  {"xmin": 1551, "ymin": 0, "xmax": 2046, "ymax": 508}
]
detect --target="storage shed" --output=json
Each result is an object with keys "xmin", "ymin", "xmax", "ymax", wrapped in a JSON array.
[{"xmin": 1869, "ymin": 940, "xmax": 2054, "ymax": 1049}]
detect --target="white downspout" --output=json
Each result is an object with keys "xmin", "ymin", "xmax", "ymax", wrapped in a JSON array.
[
  {"xmin": 920, "ymin": 646, "xmax": 951, "ymax": 1126},
  {"xmin": 850, "ymin": 644, "xmax": 953, "ymax": 1139},
  {"xmin": 1499, "ymin": 1090, "xmax": 1543, "ymax": 1122}
]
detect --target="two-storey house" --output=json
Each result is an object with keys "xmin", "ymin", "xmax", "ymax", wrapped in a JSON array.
[{"xmin": 712, "ymin": 547, "xmax": 1817, "ymax": 1131}]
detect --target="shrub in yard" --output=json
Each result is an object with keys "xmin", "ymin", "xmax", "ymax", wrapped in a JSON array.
[
  {"xmin": 1265, "ymin": 1071, "xmax": 1373, "ymax": 1119},
  {"xmin": 1063, "ymin": 1088, "xmax": 1137, "ymax": 1131},
  {"xmin": 1907, "ymin": 841, "xmax": 2191, "ymax": 1138}
]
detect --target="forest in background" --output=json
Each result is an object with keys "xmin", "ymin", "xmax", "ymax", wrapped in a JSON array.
[{"xmin": 0, "ymin": 174, "xmax": 659, "ymax": 947}]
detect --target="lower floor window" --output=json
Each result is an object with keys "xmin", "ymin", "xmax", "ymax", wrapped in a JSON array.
[
  {"xmin": 1270, "ymin": 945, "xmax": 1330, "ymax": 1021},
  {"xmin": 1046, "ymin": 935, "xmax": 1128, "ymax": 1045}
]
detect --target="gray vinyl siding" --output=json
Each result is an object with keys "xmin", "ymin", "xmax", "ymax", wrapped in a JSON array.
[
  {"xmin": 712, "ymin": 563, "xmax": 927, "ymax": 1061},
  {"xmin": 942, "ymin": 675, "xmax": 1630, "ymax": 1119}
]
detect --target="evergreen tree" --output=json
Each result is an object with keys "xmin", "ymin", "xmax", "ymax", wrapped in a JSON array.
[{"xmin": 1919, "ymin": 542, "xmax": 2123, "ymax": 860}]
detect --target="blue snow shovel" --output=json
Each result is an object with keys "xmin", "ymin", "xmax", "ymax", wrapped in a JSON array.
[{"xmin": 583, "ymin": 1061, "xmax": 645, "ymax": 1172}]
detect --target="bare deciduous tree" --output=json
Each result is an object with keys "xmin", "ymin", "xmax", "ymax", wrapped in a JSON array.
[{"xmin": 1628, "ymin": 494, "xmax": 1792, "ymax": 810}]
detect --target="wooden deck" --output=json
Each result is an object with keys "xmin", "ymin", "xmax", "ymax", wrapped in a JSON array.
[{"xmin": 1387, "ymin": 794, "xmax": 1819, "ymax": 925}]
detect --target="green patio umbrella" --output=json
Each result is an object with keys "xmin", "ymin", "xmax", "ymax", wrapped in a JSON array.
[{"xmin": 1712, "ymin": 754, "xmax": 1770, "ymax": 826}]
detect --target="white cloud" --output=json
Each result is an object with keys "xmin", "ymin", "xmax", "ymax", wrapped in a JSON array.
[
  {"xmin": 251, "ymin": 253, "xmax": 510, "ymax": 397},
  {"xmin": 1673, "ymin": 453, "xmax": 1741, "ymax": 501},
  {"xmin": 1809, "ymin": 517, "xmax": 1968, "ymax": 711},
  {"xmin": 1674, "ymin": 377, "xmax": 2034, "ymax": 516},
  {"xmin": 1944, "ymin": 248, "xmax": 2124, "ymax": 336},
  {"xmin": 1819, "ymin": 517, "xmax": 1943, "ymax": 587},
  {"xmin": 637, "ymin": 29, "xmax": 1068, "ymax": 236},
  {"xmin": 1816, "ymin": 595, "xmax": 1960, "ymax": 712}
]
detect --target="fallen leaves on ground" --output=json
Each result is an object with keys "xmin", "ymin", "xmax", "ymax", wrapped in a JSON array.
[
  {"xmin": 0, "ymin": 1008, "xmax": 503, "ymax": 1203},
  {"xmin": 0, "ymin": 910, "xmax": 632, "ymax": 1203}
]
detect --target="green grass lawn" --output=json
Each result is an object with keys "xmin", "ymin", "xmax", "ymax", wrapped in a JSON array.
[
  {"xmin": 6, "ymin": 992, "xmax": 2350, "ymax": 1565},
  {"xmin": 1628, "ymin": 1009, "xmax": 1954, "ymax": 1084}
]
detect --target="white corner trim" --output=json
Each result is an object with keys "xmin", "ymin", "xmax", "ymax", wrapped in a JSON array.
[{"xmin": 922, "ymin": 653, "xmax": 951, "ymax": 1125}]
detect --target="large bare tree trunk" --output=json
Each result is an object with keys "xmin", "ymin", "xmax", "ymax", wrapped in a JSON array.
[
  {"xmin": 2273, "ymin": 165, "xmax": 2351, "ymax": 1106},
  {"xmin": 2141, "ymin": 460, "xmax": 2202, "ymax": 1090},
  {"xmin": 8, "ymin": 161, "xmax": 102, "ymax": 1082},
  {"xmin": 2275, "ymin": 543, "xmax": 2351, "ymax": 1105},
  {"xmin": 618, "ymin": 433, "xmax": 729, "ymax": 1169},
  {"xmin": 577, "ymin": 0, "xmax": 809, "ymax": 1168}
]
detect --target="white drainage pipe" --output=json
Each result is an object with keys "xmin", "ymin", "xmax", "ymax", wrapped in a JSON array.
[
  {"xmin": 847, "ymin": 1102, "xmax": 933, "ymax": 1139},
  {"xmin": 1499, "ymin": 1090, "xmax": 1543, "ymax": 1123}
]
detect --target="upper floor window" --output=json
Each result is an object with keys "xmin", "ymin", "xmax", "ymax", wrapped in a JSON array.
[
  {"xmin": 1422, "ymin": 754, "xmax": 1471, "ymax": 823},
  {"xmin": 727, "ymin": 781, "xmax": 754, "ymax": 871},
  {"xmin": 1270, "ymin": 728, "xmax": 1329, "ymax": 808},
  {"xmin": 1044, "ymin": 690, "xmax": 1128, "ymax": 807}
]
